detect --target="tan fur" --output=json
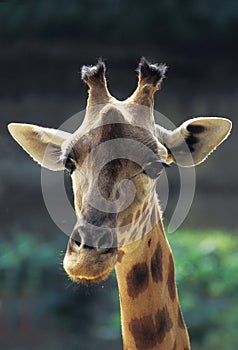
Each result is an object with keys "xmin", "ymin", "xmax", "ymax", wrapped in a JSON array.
[
  {"xmin": 8, "ymin": 58, "xmax": 232, "ymax": 349},
  {"xmin": 116, "ymin": 213, "xmax": 190, "ymax": 349}
]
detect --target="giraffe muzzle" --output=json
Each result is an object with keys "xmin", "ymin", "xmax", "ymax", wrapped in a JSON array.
[
  {"xmin": 71, "ymin": 222, "xmax": 117, "ymax": 250},
  {"xmin": 64, "ymin": 223, "xmax": 118, "ymax": 284}
]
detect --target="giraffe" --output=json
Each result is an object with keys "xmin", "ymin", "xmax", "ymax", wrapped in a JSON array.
[{"xmin": 8, "ymin": 58, "xmax": 232, "ymax": 350}]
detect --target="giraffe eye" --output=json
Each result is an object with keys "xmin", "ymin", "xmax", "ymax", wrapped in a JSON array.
[
  {"xmin": 64, "ymin": 156, "xmax": 76, "ymax": 175},
  {"xmin": 143, "ymin": 160, "xmax": 169, "ymax": 179}
]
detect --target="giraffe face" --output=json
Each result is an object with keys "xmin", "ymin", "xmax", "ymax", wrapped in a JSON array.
[
  {"xmin": 62, "ymin": 106, "xmax": 168, "ymax": 284},
  {"xmin": 8, "ymin": 57, "xmax": 232, "ymax": 285}
]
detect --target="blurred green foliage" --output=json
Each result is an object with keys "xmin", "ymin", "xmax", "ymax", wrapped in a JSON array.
[
  {"xmin": 0, "ymin": 229, "xmax": 237, "ymax": 349},
  {"xmin": 0, "ymin": 232, "xmax": 60, "ymax": 292},
  {"xmin": 168, "ymin": 230, "xmax": 238, "ymax": 350},
  {"xmin": 1, "ymin": 0, "xmax": 238, "ymax": 49}
]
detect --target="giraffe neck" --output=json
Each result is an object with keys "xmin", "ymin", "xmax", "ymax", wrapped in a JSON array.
[{"xmin": 115, "ymin": 207, "xmax": 191, "ymax": 350}]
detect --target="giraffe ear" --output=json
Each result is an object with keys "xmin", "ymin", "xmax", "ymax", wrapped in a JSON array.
[
  {"xmin": 8, "ymin": 123, "xmax": 71, "ymax": 171},
  {"xmin": 155, "ymin": 117, "xmax": 232, "ymax": 167}
]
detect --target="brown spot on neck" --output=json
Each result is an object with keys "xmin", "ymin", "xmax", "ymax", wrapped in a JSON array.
[
  {"xmin": 117, "ymin": 249, "xmax": 125, "ymax": 263},
  {"xmin": 167, "ymin": 255, "xmax": 176, "ymax": 301},
  {"xmin": 129, "ymin": 315, "xmax": 157, "ymax": 350},
  {"xmin": 126, "ymin": 262, "xmax": 149, "ymax": 299},
  {"xmin": 150, "ymin": 242, "xmax": 163, "ymax": 283},
  {"xmin": 129, "ymin": 305, "xmax": 173, "ymax": 350},
  {"xmin": 155, "ymin": 305, "xmax": 173, "ymax": 344}
]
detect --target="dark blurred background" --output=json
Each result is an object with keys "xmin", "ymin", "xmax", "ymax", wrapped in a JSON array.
[{"xmin": 0, "ymin": 1, "xmax": 237, "ymax": 349}]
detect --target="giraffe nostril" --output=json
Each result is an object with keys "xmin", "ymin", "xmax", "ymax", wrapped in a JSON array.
[{"xmin": 71, "ymin": 237, "xmax": 82, "ymax": 248}]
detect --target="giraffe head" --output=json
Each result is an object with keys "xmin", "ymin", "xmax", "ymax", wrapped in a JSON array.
[{"xmin": 8, "ymin": 58, "xmax": 232, "ymax": 284}]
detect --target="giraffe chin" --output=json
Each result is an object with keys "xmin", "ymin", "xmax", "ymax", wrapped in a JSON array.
[
  {"xmin": 63, "ymin": 241, "xmax": 118, "ymax": 285},
  {"xmin": 68, "ymin": 269, "xmax": 113, "ymax": 286}
]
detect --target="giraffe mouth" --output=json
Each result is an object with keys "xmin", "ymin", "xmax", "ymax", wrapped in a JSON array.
[
  {"xmin": 63, "ymin": 239, "xmax": 118, "ymax": 284},
  {"xmin": 68, "ymin": 268, "xmax": 114, "ymax": 285},
  {"xmin": 69, "ymin": 237, "xmax": 115, "ymax": 254}
]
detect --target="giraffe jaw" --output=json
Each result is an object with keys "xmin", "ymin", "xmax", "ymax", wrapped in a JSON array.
[
  {"xmin": 63, "ymin": 239, "xmax": 118, "ymax": 285},
  {"xmin": 66, "ymin": 267, "xmax": 114, "ymax": 286}
]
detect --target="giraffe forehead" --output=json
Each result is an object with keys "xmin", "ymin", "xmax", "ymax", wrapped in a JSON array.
[{"xmin": 66, "ymin": 122, "xmax": 159, "ymax": 165}]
